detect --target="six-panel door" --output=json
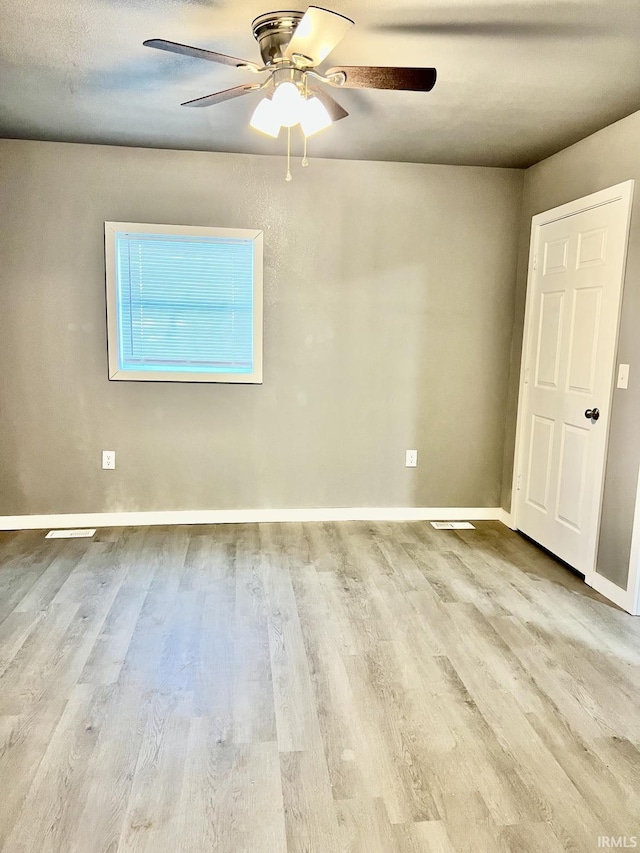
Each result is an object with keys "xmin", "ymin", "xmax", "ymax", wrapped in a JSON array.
[{"xmin": 517, "ymin": 200, "xmax": 629, "ymax": 573}]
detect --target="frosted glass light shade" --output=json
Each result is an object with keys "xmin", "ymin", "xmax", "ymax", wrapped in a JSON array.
[
  {"xmin": 272, "ymin": 81, "xmax": 304, "ymax": 127},
  {"xmin": 300, "ymin": 96, "xmax": 332, "ymax": 137},
  {"xmin": 249, "ymin": 98, "xmax": 281, "ymax": 138}
]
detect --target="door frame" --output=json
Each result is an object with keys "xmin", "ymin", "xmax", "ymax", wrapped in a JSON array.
[
  {"xmin": 511, "ymin": 180, "xmax": 635, "ymax": 609},
  {"xmin": 626, "ymin": 472, "xmax": 640, "ymax": 615}
]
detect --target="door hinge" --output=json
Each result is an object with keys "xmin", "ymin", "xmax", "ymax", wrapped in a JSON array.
[
  {"xmin": 533, "ymin": 253, "xmax": 538, "ymax": 272},
  {"xmin": 517, "ymin": 474, "xmax": 522, "ymax": 491},
  {"xmin": 524, "ymin": 366, "xmax": 530, "ymax": 385}
]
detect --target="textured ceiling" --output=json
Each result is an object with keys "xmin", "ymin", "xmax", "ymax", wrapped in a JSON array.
[{"xmin": 1, "ymin": 0, "xmax": 639, "ymax": 167}]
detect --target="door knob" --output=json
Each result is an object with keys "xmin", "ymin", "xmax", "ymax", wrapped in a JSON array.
[{"xmin": 585, "ymin": 408, "xmax": 600, "ymax": 421}]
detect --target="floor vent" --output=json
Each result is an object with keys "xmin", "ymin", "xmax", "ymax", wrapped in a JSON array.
[
  {"xmin": 46, "ymin": 528, "xmax": 97, "ymax": 539},
  {"xmin": 430, "ymin": 522, "xmax": 475, "ymax": 530}
]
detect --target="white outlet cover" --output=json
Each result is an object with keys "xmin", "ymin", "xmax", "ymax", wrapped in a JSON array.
[
  {"xmin": 46, "ymin": 528, "xmax": 96, "ymax": 539},
  {"xmin": 102, "ymin": 450, "xmax": 116, "ymax": 470},
  {"xmin": 431, "ymin": 522, "xmax": 476, "ymax": 530},
  {"xmin": 405, "ymin": 449, "xmax": 418, "ymax": 467}
]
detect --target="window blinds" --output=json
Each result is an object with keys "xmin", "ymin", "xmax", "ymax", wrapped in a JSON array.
[{"xmin": 115, "ymin": 232, "xmax": 255, "ymax": 374}]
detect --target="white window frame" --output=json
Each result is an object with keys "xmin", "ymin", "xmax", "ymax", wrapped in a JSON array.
[{"xmin": 104, "ymin": 221, "xmax": 263, "ymax": 384}]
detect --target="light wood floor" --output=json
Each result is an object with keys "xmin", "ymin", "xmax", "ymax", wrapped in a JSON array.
[{"xmin": 0, "ymin": 521, "xmax": 639, "ymax": 852}]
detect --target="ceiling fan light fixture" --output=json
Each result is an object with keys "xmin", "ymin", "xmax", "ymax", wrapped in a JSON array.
[
  {"xmin": 300, "ymin": 96, "xmax": 332, "ymax": 137},
  {"xmin": 144, "ymin": 6, "xmax": 438, "ymax": 182},
  {"xmin": 272, "ymin": 81, "xmax": 304, "ymax": 127},
  {"xmin": 249, "ymin": 97, "xmax": 281, "ymax": 138}
]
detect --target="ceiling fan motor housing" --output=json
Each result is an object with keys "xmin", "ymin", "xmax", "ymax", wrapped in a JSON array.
[{"xmin": 252, "ymin": 11, "xmax": 304, "ymax": 66}]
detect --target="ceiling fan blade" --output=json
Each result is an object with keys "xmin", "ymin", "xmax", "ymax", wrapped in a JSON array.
[
  {"xmin": 144, "ymin": 39, "xmax": 260, "ymax": 70},
  {"xmin": 307, "ymin": 84, "xmax": 349, "ymax": 121},
  {"xmin": 371, "ymin": 1, "xmax": 612, "ymax": 39},
  {"xmin": 326, "ymin": 66, "xmax": 437, "ymax": 92},
  {"xmin": 377, "ymin": 21, "xmax": 595, "ymax": 37},
  {"xmin": 284, "ymin": 6, "xmax": 354, "ymax": 66},
  {"xmin": 181, "ymin": 84, "xmax": 261, "ymax": 108}
]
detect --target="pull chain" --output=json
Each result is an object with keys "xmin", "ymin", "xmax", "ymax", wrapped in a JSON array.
[
  {"xmin": 285, "ymin": 127, "xmax": 292, "ymax": 182},
  {"xmin": 302, "ymin": 75, "xmax": 309, "ymax": 167}
]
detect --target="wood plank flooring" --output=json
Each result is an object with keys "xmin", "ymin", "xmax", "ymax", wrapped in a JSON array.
[{"xmin": 0, "ymin": 521, "xmax": 639, "ymax": 852}]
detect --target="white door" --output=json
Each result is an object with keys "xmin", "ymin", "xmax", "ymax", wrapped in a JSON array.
[{"xmin": 515, "ymin": 182, "xmax": 634, "ymax": 576}]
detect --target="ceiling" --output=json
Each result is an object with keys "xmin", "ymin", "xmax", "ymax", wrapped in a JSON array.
[{"xmin": 1, "ymin": 0, "xmax": 639, "ymax": 168}]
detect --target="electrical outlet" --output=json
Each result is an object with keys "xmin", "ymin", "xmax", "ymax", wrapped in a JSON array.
[
  {"xmin": 102, "ymin": 450, "xmax": 116, "ymax": 470},
  {"xmin": 405, "ymin": 449, "xmax": 418, "ymax": 468}
]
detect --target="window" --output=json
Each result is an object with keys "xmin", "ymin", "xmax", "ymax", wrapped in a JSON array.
[{"xmin": 104, "ymin": 222, "xmax": 263, "ymax": 383}]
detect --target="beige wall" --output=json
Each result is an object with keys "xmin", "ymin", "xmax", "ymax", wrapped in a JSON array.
[
  {"xmin": 0, "ymin": 139, "xmax": 523, "ymax": 516},
  {"xmin": 502, "ymin": 109, "xmax": 640, "ymax": 589}
]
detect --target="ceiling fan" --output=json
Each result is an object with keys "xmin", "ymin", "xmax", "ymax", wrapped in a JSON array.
[{"xmin": 144, "ymin": 6, "xmax": 437, "ymax": 179}]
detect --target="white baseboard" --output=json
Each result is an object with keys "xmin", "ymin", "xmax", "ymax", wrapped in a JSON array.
[
  {"xmin": 585, "ymin": 571, "xmax": 637, "ymax": 615},
  {"xmin": 498, "ymin": 508, "xmax": 516, "ymax": 530},
  {"xmin": 0, "ymin": 506, "xmax": 506, "ymax": 531}
]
